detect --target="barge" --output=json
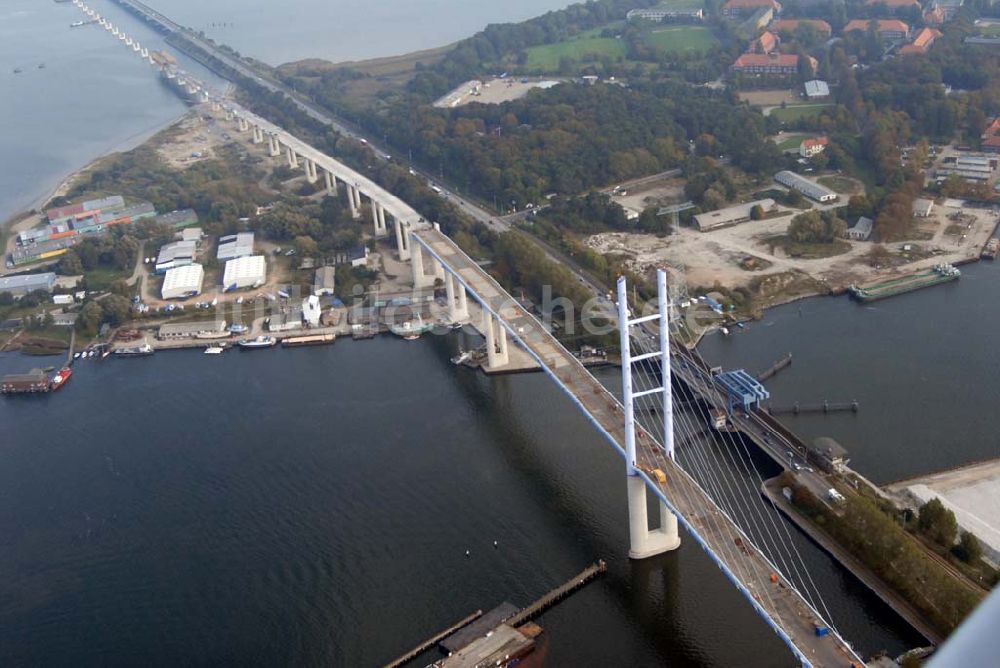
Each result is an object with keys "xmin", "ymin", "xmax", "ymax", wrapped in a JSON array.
[
  {"xmin": 848, "ymin": 264, "xmax": 960, "ymax": 302},
  {"xmin": 282, "ymin": 334, "xmax": 335, "ymax": 347}
]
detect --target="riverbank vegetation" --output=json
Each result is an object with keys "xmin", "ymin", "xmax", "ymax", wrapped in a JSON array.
[{"xmin": 783, "ymin": 473, "xmax": 986, "ymax": 636}]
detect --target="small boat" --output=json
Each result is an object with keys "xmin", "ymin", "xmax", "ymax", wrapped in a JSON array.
[
  {"xmin": 38, "ymin": 63, "xmax": 46, "ymax": 69},
  {"xmin": 229, "ymin": 323, "xmax": 249, "ymax": 334},
  {"xmin": 50, "ymin": 367, "xmax": 73, "ymax": 391},
  {"xmin": 451, "ymin": 350, "xmax": 472, "ymax": 365},
  {"xmin": 13, "ymin": 68, "xmax": 23, "ymax": 74},
  {"xmin": 403, "ymin": 334, "xmax": 420, "ymax": 341},
  {"xmin": 204, "ymin": 346, "xmax": 225, "ymax": 355},
  {"xmin": 237, "ymin": 336, "xmax": 276, "ymax": 349},
  {"xmin": 390, "ymin": 316, "xmax": 433, "ymax": 339},
  {"xmin": 73, "ymin": 352, "xmax": 81, "ymax": 359},
  {"xmin": 115, "ymin": 343, "xmax": 154, "ymax": 357}
]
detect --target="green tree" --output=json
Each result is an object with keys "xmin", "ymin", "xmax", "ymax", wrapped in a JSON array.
[
  {"xmin": 953, "ymin": 531, "xmax": 983, "ymax": 564},
  {"xmin": 750, "ymin": 204, "xmax": 765, "ymax": 220},
  {"xmin": 918, "ymin": 498, "xmax": 958, "ymax": 547},
  {"xmin": 0, "ymin": 291, "xmax": 13, "ymax": 306},
  {"xmin": 58, "ymin": 250, "xmax": 84, "ymax": 276},
  {"xmin": 77, "ymin": 301, "xmax": 103, "ymax": 334},
  {"xmin": 101, "ymin": 295, "xmax": 133, "ymax": 326}
]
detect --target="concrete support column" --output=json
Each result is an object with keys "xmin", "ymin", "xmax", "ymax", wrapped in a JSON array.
[
  {"xmin": 347, "ymin": 186, "xmax": 359, "ymax": 218},
  {"xmin": 445, "ymin": 273, "xmax": 458, "ymax": 321},
  {"xmin": 483, "ymin": 310, "xmax": 498, "ymax": 370},
  {"xmin": 323, "ymin": 170, "xmax": 334, "ymax": 194},
  {"xmin": 627, "ymin": 477, "xmax": 681, "ymax": 559},
  {"xmin": 252, "ymin": 126, "xmax": 263, "ymax": 144},
  {"xmin": 304, "ymin": 159, "xmax": 317, "ymax": 183},
  {"xmin": 395, "ymin": 219, "xmax": 411, "ymax": 261},
  {"xmin": 370, "ymin": 199, "xmax": 382, "ymax": 236},
  {"xmin": 286, "ymin": 146, "xmax": 299, "ymax": 169},
  {"xmin": 411, "ymin": 242, "xmax": 429, "ymax": 288},
  {"xmin": 456, "ymin": 281, "xmax": 469, "ymax": 320},
  {"xmin": 268, "ymin": 134, "xmax": 280, "ymax": 157},
  {"xmin": 431, "ymin": 222, "xmax": 446, "ymax": 280},
  {"xmin": 377, "ymin": 204, "xmax": 387, "ymax": 234},
  {"xmin": 496, "ymin": 320, "xmax": 509, "ymax": 366},
  {"xmin": 237, "ymin": 117, "xmax": 248, "ymax": 132},
  {"xmin": 352, "ymin": 185, "xmax": 362, "ymax": 211}
]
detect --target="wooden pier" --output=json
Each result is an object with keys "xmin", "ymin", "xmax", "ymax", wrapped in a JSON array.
[
  {"xmin": 382, "ymin": 609, "xmax": 483, "ymax": 668},
  {"xmin": 504, "ymin": 560, "xmax": 607, "ymax": 627},
  {"xmin": 757, "ymin": 352, "xmax": 792, "ymax": 382},
  {"xmin": 766, "ymin": 400, "xmax": 859, "ymax": 416}
]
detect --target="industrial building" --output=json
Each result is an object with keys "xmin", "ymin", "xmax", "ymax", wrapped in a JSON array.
[
  {"xmin": 774, "ymin": 171, "xmax": 837, "ymax": 202},
  {"xmin": 303, "ymin": 295, "xmax": 321, "ymax": 327},
  {"xmin": 0, "ymin": 272, "xmax": 57, "ymax": 297},
  {"xmin": 222, "ymin": 255, "xmax": 266, "ymax": 290},
  {"xmin": 161, "ymin": 263, "xmax": 205, "ymax": 300},
  {"xmin": 217, "ymin": 232, "xmax": 254, "ymax": 261},
  {"xmin": 693, "ymin": 198, "xmax": 775, "ymax": 232},
  {"xmin": 937, "ymin": 155, "xmax": 994, "ymax": 181},
  {"xmin": 17, "ymin": 199, "xmax": 155, "ymax": 248},
  {"xmin": 155, "ymin": 240, "xmax": 198, "ymax": 274},
  {"xmin": 158, "ymin": 319, "xmax": 228, "ymax": 339},
  {"xmin": 46, "ymin": 195, "xmax": 125, "ymax": 225},
  {"xmin": 155, "ymin": 208, "xmax": 199, "ymax": 229},
  {"xmin": 179, "ymin": 227, "xmax": 203, "ymax": 243},
  {"xmin": 268, "ymin": 310, "xmax": 303, "ymax": 332},
  {"xmin": 313, "ymin": 266, "xmax": 336, "ymax": 296},
  {"xmin": 731, "ymin": 52, "xmax": 813, "ymax": 75},
  {"xmin": 847, "ymin": 217, "xmax": 874, "ymax": 241},
  {"xmin": 913, "ymin": 198, "xmax": 935, "ymax": 217},
  {"xmin": 8, "ymin": 236, "xmax": 81, "ymax": 267}
]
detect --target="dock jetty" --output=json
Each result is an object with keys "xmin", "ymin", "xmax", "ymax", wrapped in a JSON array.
[{"xmin": 383, "ymin": 560, "xmax": 606, "ymax": 668}]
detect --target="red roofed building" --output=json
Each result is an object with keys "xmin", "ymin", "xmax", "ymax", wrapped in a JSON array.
[
  {"xmin": 722, "ymin": 0, "xmax": 782, "ymax": 18},
  {"xmin": 981, "ymin": 118, "xmax": 1000, "ymax": 153},
  {"xmin": 754, "ymin": 31, "xmax": 780, "ymax": 54},
  {"xmin": 799, "ymin": 136, "xmax": 829, "ymax": 158},
  {"xmin": 731, "ymin": 52, "xmax": 816, "ymax": 75},
  {"xmin": 898, "ymin": 27, "xmax": 943, "ymax": 54},
  {"xmin": 843, "ymin": 19, "xmax": 910, "ymax": 41},
  {"xmin": 769, "ymin": 19, "xmax": 833, "ymax": 38}
]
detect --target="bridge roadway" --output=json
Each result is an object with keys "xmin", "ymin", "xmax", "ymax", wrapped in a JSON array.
[{"xmin": 412, "ymin": 228, "xmax": 864, "ymax": 667}]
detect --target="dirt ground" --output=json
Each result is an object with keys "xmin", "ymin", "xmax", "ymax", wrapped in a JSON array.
[
  {"xmin": 738, "ymin": 89, "xmax": 800, "ymax": 107},
  {"xmin": 156, "ymin": 113, "xmax": 230, "ymax": 169},
  {"xmin": 609, "ymin": 176, "xmax": 686, "ymax": 216},
  {"xmin": 434, "ymin": 77, "xmax": 563, "ymax": 108},
  {"xmin": 586, "ymin": 201, "xmax": 999, "ymax": 303}
]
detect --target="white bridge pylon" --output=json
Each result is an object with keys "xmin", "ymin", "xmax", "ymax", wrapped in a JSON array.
[{"xmin": 618, "ymin": 269, "xmax": 681, "ymax": 559}]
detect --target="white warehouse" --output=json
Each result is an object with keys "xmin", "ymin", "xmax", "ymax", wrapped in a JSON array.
[
  {"xmin": 775, "ymin": 170, "xmax": 837, "ymax": 203},
  {"xmin": 223, "ymin": 255, "xmax": 266, "ymax": 291},
  {"xmin": 161, "ymin": 263, "xmax": 205, "ymax": 300}
]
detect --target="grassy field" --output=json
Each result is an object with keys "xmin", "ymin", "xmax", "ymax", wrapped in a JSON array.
[
  {"xmin": 643, "ymin": 26, "xmax": 718, "ymax": 54},
  {"xmin": 770, "ymin": 104, "xmax": 834, "ymax": 122},
  {"xmin": 525, "ymin": 36, "xmax": 627, "ymax": 69},
  {"xmin": 818, "ymin": 175, "xmax": 862, "ymax": 195},
  {"xmin": 767, "ymin": 235, "xmax": 851, "ymax": 259},
  {"xmin": 775, "ymin": 134, "xmax": 808, "ymax": 151}
]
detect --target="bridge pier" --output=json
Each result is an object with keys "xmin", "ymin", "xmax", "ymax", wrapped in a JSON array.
[
  {"xmin": 410, "ymin": 241, "xmax": 432, "ymax": 289},
  {"xmin": 445, "ymin": 273, "xmax": 469, "ymax": 322},
  {"xmin": 347, "ymin": 186, "xmax": 359, "ymax": 218},
  {"xmin": 395, "ymin": 219, "xmax": 411, "ymax": 261},
  {"xmin": 251, "ymin": 125, "xmax": 263, "ymax": 144},
  {"xmin": 619, "ymin": 271, "xmax": 680, "ymax": 559},
  {"xmin": 323, "ymin": 170, "xmax": 334, "ymax": 194},
  {"xmin": 371, "ymin": 201, "xmax": 388, "ymax": 236},
  {"xmin": 267, "ymin": 134, "xmax": 281, "ymax": 157},
  {"xmin": 352, "ymin": 185, "xmax": 362, "ymax": 212},
  {"xmin": 304, "ymin": 158, "xmax": 318, "ymax": 183},
  {"xmin": 237, "ymin": 117, "xmax": 249, "ymax": 133},
  {"xmin": 431, "ymin": 223, "xmax": 446, "ymax": 281},
  {"xmin": 285, "ymin": 145, "xmax": 299, "ymax": 169},
  {"xmin": 482, "ymin": 310, "xmax": 509, "ymax": 369}
]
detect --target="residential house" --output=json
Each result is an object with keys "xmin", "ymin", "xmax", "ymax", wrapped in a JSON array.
[
  {"xmin": 799, "ymin": 136, "xmax": 829, "ymax": 158},
  {"xmin": 899, "ymin": 27, "xmax": 943, "ymax": 55}
]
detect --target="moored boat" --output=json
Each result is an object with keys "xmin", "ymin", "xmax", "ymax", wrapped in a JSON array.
[
  {"xmin": 237, "ymin": 336, "xmax": 276, "ymax": 349},
  {"xmin": 115, "ymin": 343, "xmax": 154, "ymax": 357},
  {"xmin": 50, "ymin": 367, "xmax": 73, "ymax": 391}
]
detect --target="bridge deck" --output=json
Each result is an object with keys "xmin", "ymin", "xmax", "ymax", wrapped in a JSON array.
[{"xmin": 414, "ymin": 228, "xmax": 864, "ymax": 668}]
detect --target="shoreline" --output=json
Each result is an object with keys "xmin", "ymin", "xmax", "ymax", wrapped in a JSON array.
[{"xmin": 2, "ymin": 111, "xmax": 191, "ymax": 231}]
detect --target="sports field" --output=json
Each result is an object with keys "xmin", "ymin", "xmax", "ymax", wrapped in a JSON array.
[
  {"xmin": 524, "ymin": 36, "xmax": 627, "ymax": 69},
  {"xmin": 769, "ymin": 104, "xmax": 834, "ymax": 122},
  {"xmin": 644, "ymin": 26, "xmax": 718, "ymax": 54}
]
